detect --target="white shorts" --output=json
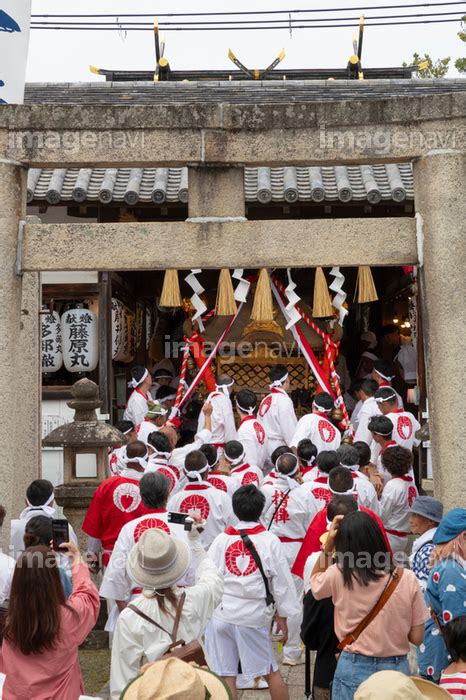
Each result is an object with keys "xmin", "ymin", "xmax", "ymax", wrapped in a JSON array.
[{"xmin": 204, "ymin": 618, "xmax": 278, "ymax": 678}]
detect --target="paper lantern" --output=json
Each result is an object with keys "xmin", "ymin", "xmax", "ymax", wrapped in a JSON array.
[
  {"xmin": 61, "ymin": 308, "xmax": 98, "ymax": 373},
  {"xmin": 112, "ymin": 298, "xmax": 126, "ymax": 361},
  {"xmin": 41, "ymin": 309, "xmax": 63, "ymax": 373},
  {"xmin": 121, "ymin": 306, "xmax": 136, "ymax": 364}
]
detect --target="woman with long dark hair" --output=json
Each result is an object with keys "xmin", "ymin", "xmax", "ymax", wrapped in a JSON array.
[
  {"xmin": 311, "ymin": 511, "xmax": 429, "ymax": 700},
  {"xmin": 0, "ymin": 541, "xmax": 100, "ymax": 699}
]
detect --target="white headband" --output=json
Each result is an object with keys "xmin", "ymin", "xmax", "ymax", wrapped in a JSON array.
[
  {"xmin": 269, "ymin": 372, "xmax": 289, "ymax": 389},
  {"xmin": 216, "ymin": 380, "xmax": 234, "ymax": 397},
  {"xmin": 329, "ymin": 484, "xmax": 356, "ymax": 496},
  {"xmin": 340, "ymin": 462, "xmax": 359, "ymax": 472},
  {"xmin": 313, "ymin": 400, "xmax": 332, "ymax": 413},
  {"xmin": 375, "ymin": 392, "xmax": 398, "ymax": 403},
  {"xmin": 236, "ymin": 399, "xmax": 255, "ymax": 415},
  {"xmin": 301, "ymin": 455, "xmax": 316, "ymax": 466},
  {"xmin": 122, "ymin": 447, "xmax": 149, "ymax": 468},
  {"xmin": 20, "ymin": 491, "xmax": 55, "ymax": 520},
  {"xmin": 128, "ymin": 368, "xmax": 149, "ymax": 389},
  {"xmin": 227, "ymin": 448, "xmax": 246, "ymax": 467},
  {"xmin": 159, "ymin": 393, "xmax": 176, "ymax": 403},
  {"xmin": 148, "ymin": 448, "xmax": 171, "ymax": 459},
  {"xmin": 374, "ymin": 369, "xmax": 395, "ymax": 381},
  {"xmin": 122, "ymin": 426, "xmax": 134, "ymax": 435},
  {"xmin": 371, "ymin": 428, "xmax": 393, "ymax": 437},
  {"xmin": 277, "ymin": 453, "xmax": 299, "ymax": 477},
  {"xmin": 185, "ymin": 463, "xmax": 210, "ymax": 482}
]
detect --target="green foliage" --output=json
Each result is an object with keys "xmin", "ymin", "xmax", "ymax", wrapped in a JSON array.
[
  {"xmin": 403, "ymin": 53, "xmax": 451, "ymax": 78},
  {"xmin": 456, "ymin": 16, "xmax": 466, "ymax": 73}
]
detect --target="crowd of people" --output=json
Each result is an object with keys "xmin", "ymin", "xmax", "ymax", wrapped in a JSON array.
[{"xmin": 0, "ymin": 350, "xmax": 465, "ymax": 700}]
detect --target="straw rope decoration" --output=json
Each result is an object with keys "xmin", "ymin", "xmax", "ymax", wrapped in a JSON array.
[
  {"xmin": 160, "ymin": 269, "xmax": 182, "ymax": 307},
  {"xmin": 354, "ymin": 266, "xmax": 378, "ymax": 303},
  {"xmin": 251, "ymin": 268, "xmax": 274, "ymax": 322},
  {"xmin": 312, "ymin": 267, "xmax": 334, "ymax": 318}
]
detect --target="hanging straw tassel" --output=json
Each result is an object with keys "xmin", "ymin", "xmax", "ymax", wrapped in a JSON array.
[
  {"xmin": 160, "ymin": 269, "xmax": 182, "ymax": 307},
  {"xmin": 216, "ymin": 269, "xmax": 237, "ymax": 316},
  {"xmin": 312, "ymin": 267, "xmax": 333, "ymax": 317},
  {"xmin": 251, "ymin": 268, "xmax": 274, "ymax": 322},
  {"xmin": 354, "ymin": 266, "xmax": 378, "ymax": 303}
]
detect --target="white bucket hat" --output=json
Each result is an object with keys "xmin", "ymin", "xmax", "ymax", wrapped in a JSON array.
[
  {"xmin": 354, "ymin": 671, "xmax": 451, "ymax": 699},
  {"xmin": 122, "ymin": 657, "xmax": 232, "ymax": 700},
  {"xmin": 127, "ymin": 528, "xmax": 190, "ymax": 590}
]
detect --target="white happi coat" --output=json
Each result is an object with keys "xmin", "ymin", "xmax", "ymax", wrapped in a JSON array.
[
  {"xmin": 291, "ymin": 412, "xmax": 341, "ymax": 453},
  {"xmin": 197, "ymin": 391, "xmax": 236, "ymax": 447},
  {"xmin": 351, "ymin": 471, "xmax": 380, "ymax": 514},
  {"xmin": 123, "ymin": 388, "xmax": 152, "ymax": 426},
  {"xmin": 230, "ymin": 462, "xmax": 263, "ymax": 488},
  {"xmin": 351, "ymin": 399, "xmax": 363, "ymax": 431},
  {"xmin": 376, "ymin": 440, "xmax": 416, "ymax": 485},
  {"xmin": 236, "ymin": 415, "xmax": 268, "ymax": 470},
  {"xmin": 136, "ymin": 419, "xmax": 160, "ymax": 444},
  {"xmin": 169, "ymin": 427, "xmax": 212, "ymax": 480},
  {"xmin": 207, "ymin": 471, "xmax": 241, "ymax": 497},
  {"xmin": 387, "ymin": 409, "xmax": 421, "ymax": 451},
  {"xmin": 108, "ymin": 445, "xmax": 127, "ymax": 476},
  {"xmin": 168, "ymin": 481, "xmax": 234, "ymax": 548},
  {"xmin": 353, "ymin": 396, "xmax": 382, "ymax": 461},
  {"xmin": 10, "ymin": 506, "xmax": 78, "ymax": 560},
  {"xmin": 100, "ymin": 509, "xmax": 189, "ymax": 604},
  {"xmin": 380, "ymin": 475, "xmax": 418, "ymax": 555},
  {"xmin": 145, "ymin": 455, "xmax": 181, "ymax": 495},
  {"xmin": 258, "ymin": 388, "xmax": 297, "ymax": 457},
  {"xmin": 298, "ymin": 475, "xmax": 334, "ymax": 508},
  {"xmin": 208, "ymin": 521, "xmax": 300, "ymax": 628},
  {"xmin": 261, "ymin": 477, "xmax": 320, "ymax": 566}
]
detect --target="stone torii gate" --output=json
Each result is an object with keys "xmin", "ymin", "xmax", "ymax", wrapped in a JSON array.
[{"xmin": 0, "ymin": 81, "xmax": 465, "ymax": 543}]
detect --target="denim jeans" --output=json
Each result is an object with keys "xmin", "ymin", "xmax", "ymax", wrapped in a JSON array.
[{"xmin": 331, "ymin": 651, "xmax": 410, "ymax": 699}]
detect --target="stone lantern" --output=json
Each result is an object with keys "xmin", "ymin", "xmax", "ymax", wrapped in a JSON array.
[{"xmin": 43, "ymin": 377, "xmax": 125, "ymax": 549}]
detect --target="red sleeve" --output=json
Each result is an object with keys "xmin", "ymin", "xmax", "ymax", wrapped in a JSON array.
[
  {"xmin": 82, "ymin": 483, "xmax": 104, "ymax": 538},
  {"xmin": 291, "ymin": 508, "xmax": 327, "ymax": 578},
  {"xmin": 361, "ymin": 506, "xmax": 393, "ymax": 555}
]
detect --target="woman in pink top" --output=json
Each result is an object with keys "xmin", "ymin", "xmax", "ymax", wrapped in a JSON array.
[
  {"xmin": 311, "ymin": 511, "xmax": 429, "ymax": 700},
  {"xmin": 0, "ymin": 541, "xmax": 100, "ymax": 700}
]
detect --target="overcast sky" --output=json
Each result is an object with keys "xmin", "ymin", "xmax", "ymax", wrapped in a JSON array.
[{"xmin": 27, "ymin": 0, "xmax": 464, "ymax": 81}]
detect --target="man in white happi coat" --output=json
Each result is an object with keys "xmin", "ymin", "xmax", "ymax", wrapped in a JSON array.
[
  {"xmin": 353, "ymin": 379, "xmax": 381, "ymax": 460},
  {"xmin": 168, "ymin": 449, "xmax": 235, "ymax": 548},
  {"xmin": 205, "ymin": 484, "xmax": 300, "ymax": 698},
  {"xmin": 300, "ymin": 450, "xmax": 340, "ymax": 508},
  {"xmin": 235, "ymin": 388, "xmax": 268, "ymax": 470},
  {"xmin": 146, "ymin": 431, "xmax": 181, "ymax": 495},
  {"xmin": 100, "ymin": 471, "xmax": 193, "ymax": 630},
  {"xmin": 135, "ymin": 401, "xmax": 167, "ymax": 444},
  {"xmin": 261, "ymin": 445, "xmax": 291, "ymax": 487},
  {"xmin": 9, "ymin": 479, "xmax": 77, "ymax": 559},
  {"xmin": 123, "ymin": 366, "xmax": 153, "ymax": 426},
  {"xmin": 197, "ymin": 374, "xmax": 237, "ymax": 452},
  {"xmin": 296, "ymin": 439, "xmax": 318, "ymax": 481},
  {"xmin": 368, "ymin": 414, "xmax": 416, "ymax": 486},
  {"xmin": 108, "ymin": 420, "xmax": 137, "ymax": 476},
  {"xmin": 200, "ymin": 444, "xmax": 241, "ymax": 497},
  {"xmin": 223, "ymin": 440, "xmax": 263, "ymax": 487},
  {"xmin": 379, "ymin": 445, "xmax": 419, "ymax": 561},
  {"xmin": 258, "ymin": 364, "xmax": 298, "ymax": 459},
  {"xmin": 261, "ymin": 453, "xmax": 320, "ymax": 665},
  {"xmin": 374, "ymin": 387, "xmax": 421, "ymax": 452},
  {"xmin": 336, "ymin": 444, "xmax": 380, "ymax": 514},
  {"xmin": 372, "ymin": 359, "xmax": 404, "ymax": 408},
  {"xmin": 291, "ymin": 392, "xmax": 341, "ymax": 454}
]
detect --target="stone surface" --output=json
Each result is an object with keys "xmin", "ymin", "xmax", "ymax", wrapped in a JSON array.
[
  {"xmin": 22, "ymin": 217, "xmax": 418, "ymax": 271},
  {"xmin": 414, "ymin": 150, "xmax": 466, "ymax": 510},
  {"xmin": 188, "ymin": 166, "xmax": 245, "ymax": 218}
]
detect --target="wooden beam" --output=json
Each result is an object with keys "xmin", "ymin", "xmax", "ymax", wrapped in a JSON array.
[{"xmin": 22, "ymin": 217, "xmax": 417, "ymax": 271}]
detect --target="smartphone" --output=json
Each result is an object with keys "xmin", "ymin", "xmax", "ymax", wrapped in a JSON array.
[{"xmin": 51, "ymin": 519, "xmax": 69, "ymax": 551}]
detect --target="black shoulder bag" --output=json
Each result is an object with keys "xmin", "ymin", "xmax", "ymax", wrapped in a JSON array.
[{"xmin": 239, "ymin": 529, "xmax": 275, "ymax": 607}]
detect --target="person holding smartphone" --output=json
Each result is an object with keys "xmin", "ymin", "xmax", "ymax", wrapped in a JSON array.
[{"xmin": 0, "ymin": 540, "xmax": 100, "ymax": 699}]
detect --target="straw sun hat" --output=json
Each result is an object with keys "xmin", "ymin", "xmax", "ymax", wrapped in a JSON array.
[
  {"xmin": 126, "ymin": 528, "xmax": 190, "ymax": 590},
  {"xmin": 122, "ymin": 657, "xmax": 232, "ymax": 699},
  {"xmin": 354, "ymin": 671, "xmax": 451, "ymax": 699}
]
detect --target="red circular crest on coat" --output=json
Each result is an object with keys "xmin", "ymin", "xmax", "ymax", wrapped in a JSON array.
[
  {"xmin": 179, "ymin": 494, "xmax": 210, "ymax": 519},
  {"xmin": 157, "ymin": 467, "xmax": 176, "ymax": 493},
  {"xmin": 407, "ymin": 486, "xmax": 417, "ymax": 507},
  {"xmin": 225, "ymin": 539, "xmax": 258, "ymax": 576},
  {"xmin": 258, "ymin": 396, "xmax": 272, "ymax": 417},
  {"xmin": 433, "ymin": 571, "xmax": 440, "ymax": 584},
  {"xmin": 311, "ymin": 487, "xmax": 333, "ymax": 505},
  {"xmin": 318, "ymin": 419, "xmax": 336, "ymax": 443},
  {"xmin": 208, "ymin": 476, "xmax": 227, "ymax": 493},
  {"xmin": 254, "ymin": 421, "xmax": 266, "ymax": 445},
  {"xmin": 397, "ymin": 415, "xmax": 413, "ymax": 440},
  {"xmin": 427, "ymin": 666, "xmax": 435, "ymax": 676},
  {"xmin": 241, "ymin": 471, "xmax": 259, "ymax": 486},
  {"xmin": 169, "ymin": 464, "xmax": 181, "ymax": 480},
  {"xmin": 443, "ymin": 610, "xmax": 453, "ymax": 623},
  {"xmin": 133, "ymin": 517, "xmax": 170, "ymax": 542}
]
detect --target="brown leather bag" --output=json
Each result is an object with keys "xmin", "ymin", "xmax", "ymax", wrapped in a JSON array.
[
  {"xmin": 337, "ymin": 568, "xmax": 404, "ymax": 652},
  {"xmin": 128, "ymin": 592, "xmax": 206, "ymax": 667}
]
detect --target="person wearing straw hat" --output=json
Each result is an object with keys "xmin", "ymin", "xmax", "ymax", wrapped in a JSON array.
[
  {"xmin": 258, "ymin": 364, "xmax": 298, "ymax": 460},
  {"xmin": 418, "ymin": 508, "xmax": 466, "ymax": 683},
  {"xmin": 235, "ymin": 388, "xmax": 268, "ymax": 471},
  {"xmin": 354, "ymin": 670, "xmax": 451, "ymax": 699},
  {"xmin": 375, "ymin": 386, "xmax": 421, "ymax": 452},
  {"xmin": 120, "ymin": 657, "xmax": 232, "ymax": 700},
  {"xmin": 197, "ymin": 374, "xmax": 237, "ymax": 454},
  {"xmin": 136, "ymin": 401, "xmax": 167, "ymax": 444},
  {"xmin": 291, "ymin": 392, "xmax": 341, "ymax": 455},
  {"xmin": 110, "ymin": 526, "xmax": 224, "ymax": 699},
  {"xmin": 124, "ymin": 366, "xmax": 153, "ymax": 427},
  {"xmin": 408, "ymin": 496, "xmax": 444, "ymax": 590}
]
